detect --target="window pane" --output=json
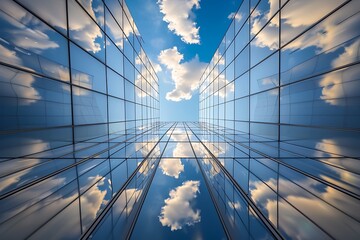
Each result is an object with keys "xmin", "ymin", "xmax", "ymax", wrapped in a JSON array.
[
  {"xmin": 72, "ymin": 86, "xmax": 107, "ymax": 125},
  {"xmin": 68, "ymin": 0, "xmax": 105, "ymax": 62},
  {"xmin": 0, "ymin": 0, "xmax": 69, "ymax": 81},
  {"xmin": 70, "ymin": 43, "xmax": 106, "ymax": 93},
  {"xmin": 0, "ymin": 65, "xmax": 72, "ymax": 131},
  {"xmin": 107, "ymin": 68, "xmax": 124, "ymax": 98}
]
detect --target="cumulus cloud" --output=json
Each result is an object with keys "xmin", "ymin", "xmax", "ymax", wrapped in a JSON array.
[
  {"xmin": 169, "ymin": 129, "xmax": 188, "ymax": 141},
  {"xmin": 249, "ymin": 175, "xmax": 360, "ymax": 239},
  {"xmin": 81, "ymin": 176, "xmax": 109, "ymax": 228},
  {"xmin": 158, "ymin": 46, "xmax": 206, "ymax": 101},
  {"xmin": 172, "ymin": 142, "xmax": 194, "ymax": 158},
  {"xmin": 319, "ymin": 41, "xmax": 360, "ymax": 105},
  {"xmin": 159, "ymin": 180, "xmax": 201, "ymax": 230},
  {"xmin": 122, "ymin": 3, "xmax": 140, "ymax": 38},
  {"xmin": 0, "ymin": 60, "xmax": 42, "ymax": 105},
  {"xmin": 153, "ymin": 63, "xmax": 162, "ymax": 73},
  {"xmin": 0, "ymin": 175, "xmax": 79, "ymax": 239},
  {"xmin": 158, "ymin": 0, "xmax": 201, "ymax": 44},
  {"xmin": 228, "ymin": 12, "xmax": 242, "ymax": 22},
  {"xmin": 250, "ymin": 0, "xmax": 356, "ymax": 52},
  {"xmin": 0, "ymin": 168, "xmax": 32, "ymax": 192},
  {"xmin": 159, "ymin": 158, "xmax": 184, "ymax": 178},
  {"xmin": 228, "ymin": 201, "xmax": 241, "ymax": 210},
  {"xmin": 68, "ymin": 3, "xmax": 103, "ymax": 54},
  {"xmin": 134, "ymin": 75, "xmax": 148, "ymax": 98},
  {"xmin": 248, "ymin": 0, "xmax": 359, "ymax": 106},
  {"xmin": 136, "ymin": 139, "xmax": 160, "ymax": 157},
  {"xmin": 314, "ymin": 139, "xmax": 360, "ymax": 188},
  {"xmin": 9, "ymin": 29, "xmax": 59, "ymax": 54},
  {"xmin": 0, "ymin": 43, "xmax": 21, "ymax": 65},
  {"xmin": 0, "ymin": 0, "xmax": 60, "ymax": 53}
]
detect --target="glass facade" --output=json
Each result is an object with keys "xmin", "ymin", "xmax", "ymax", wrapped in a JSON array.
[
  {"xmin": 0, "ymin": 0, "xmax": 159, "ymax": 238},
  {"xmin": 1, "ymin": 0, "xmax": 360, "ymax": 239},
  {"xmin": 199, "ymin": 0, "xmax": 360, "ymax": 239}
]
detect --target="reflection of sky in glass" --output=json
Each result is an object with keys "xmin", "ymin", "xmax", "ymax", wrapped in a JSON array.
[
  {"xmin": 1, "ymin": 0, "xmax": 360, "ymax": 239},
  {"xmin": 131, "ymin": 158, "xmax": 226, "ymax": 239}
]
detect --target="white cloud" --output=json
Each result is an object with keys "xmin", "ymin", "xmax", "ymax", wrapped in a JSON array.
[
  {"xmin": 158, "ymin": 0, "xmax": 201, "ymax": 44},
  {"xmin": 249, "ymin": 175, "xmax": 360, "ymax": 239},
  {"xmin": 169, "ymin": 129, "xmax": 188, "ymax": 141},
  {"xmin": 172, "ymin": 142, "xmax": 194, "ymax": 158},
  {"xmin": 153, "ymin": 63, "xmax": 162, "ymax": 73},
  {"xmin": 319, "ymin": 41, "xmax": 360, "ymax": 105},
  {"xmin": 122, "ymin": 3, "xmax": 140, "ymax": 38},
  {"xmin": 228, "ymin": 12, "xmax": 242, "ymax": 22},
  {"xmin": 0, "ymin": 168, "xmax": 32, "ymax": 192},
  {"xmin": 8, "ymin": 30, "xmax": 59, "ymax": 54},
  {"xmin": 158, "ymin": 46, "xmax": 206, "ymax": 101},
  {"xmin": 80, "ymin": 176, "xmax": 109, "ymax": 228},
  {"xmin": 68, "ymin": 4, "xmax": 103, "ymax": 54},
  {"xmin": 250, "ymin": 0, "xmax": 359, "ymax": 53},
  {"xmin": 159, "ymin": 158, "xmax": 184, "ymax": 178},
  {"xmin": 228, "ymin": 200, "xmax": 241, "ymax": 210},
  {"xmin": 159, "ymin": 180, "xmax": 201, "ymax": 230},
  {"xmin": 0, "ymin": 0, "xmax": 60, "ymax": 54},
  {"xmin": 0, "ymin": 61, "xmax": 41, "ymax": 105},
  {"xmin": 248, "ymin": 0, "xmax": 360, "ymax": 106},
  {"xmin": 0, "ymin": 43, "xmax": 21, "ymax": 65}
]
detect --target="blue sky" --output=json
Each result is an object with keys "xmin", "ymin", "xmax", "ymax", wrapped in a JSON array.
[{"xmin": 126, "ymin": 0, "xmax": 241, "ymax": 121}]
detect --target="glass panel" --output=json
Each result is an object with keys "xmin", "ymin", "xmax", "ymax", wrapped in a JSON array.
[
  {"xmin": 77, "ymin": 0, "xmax": 105, "ymax": 29},
  {"xmin": 281, "ymin": 64, "xmax": 360, "ymax": 129},
  {"xmin": 235, "ymin": 97, "xmax": 249, "ymax": 121},
  {"xmin": 68, "ymin": 0, "xmax": 105, "ymax": 62},
  {"xmin": 280, "ymin": 1, "xmax": 360, "ymax": 85},
  {"xmin": 107, "ymin": 68, "xmax": 124, "ymax": 99},
  {"xmin": 251, "ymin": 14, "xmax": 279, "ymax": 67},
  {"xmin": 106, "ymin": 36, "xmax": 124, "ymax": 76},
  {"xmin": 72, "ymin": 86, "xmax": 107, "ymax": 125},
  {"xmin": 250, "ymin": 89, "xmax": 279, "ymax": 123},
  {"xmin": 280, "ymin": 0, "xmax": 347, "ymax": 46},
  {"xmin": 70, "ymin": 43, "xmax": 106, "ymax": 93},
  {"xmin": 108, "ymin": 97, "xmax": 125, "ymax": 122},
  {"xmin": 105, "ymin": 7, "xmax": 124, "ymax": 49},
  {"xmin": 0, "ymin": 0, "xmax": 69, "ymax": 81},
  {"xmin": 0, "ymin": 65, "xmax": 72, "ymax": 131},
  {"xmin": 81, "ymin": 173, "xmax": 112, "ymax": 231},
  {"xmin": 16, "ymin": 0, "xmax": 67, "ymax": 35},
  {"xmin": 0, "ymin": 127, "xmax": 72, "ymax": 158},
  {"xmin": 131, "ymin": 159, "xmax": 227, "ymax": 239},
  {"xmin": 250, "ymin": 52, "xmax": 279, "ymax": 94}
]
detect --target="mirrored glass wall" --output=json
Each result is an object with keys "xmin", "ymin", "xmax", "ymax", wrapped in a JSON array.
[{"xmin": 199, "ymin": 0, "xmax": 360, "ymax": 238}]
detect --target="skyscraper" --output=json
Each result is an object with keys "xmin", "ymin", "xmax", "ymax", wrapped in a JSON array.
[
  {"xmin": 199, "ymin": 0, "xmax": 360, "ymax": 239},
  {"xmin": 0, "ymin": 0, "xmax": 359, "ymax": 239}
]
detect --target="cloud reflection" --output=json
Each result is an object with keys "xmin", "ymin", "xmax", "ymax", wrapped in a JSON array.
[
  {"xmin": 68, "ymin": 0, "xmax": 103, "ymax": 54},
  {"xmin": 249, "ymin": 175, "xmax": 360, "ymax": 239},
  {"xmin": 159, "ymin": 180, "xmax": 201, "ymax": 231},
  {"xmin": 159, "ymin": 158, "xmax": 184, "ymax": 179},
  {"xmin": 319, "ymin": 41, "xmax": 360, "ymax": 105},
  {"xmin": 81, "ymin": 175, "xmax": 109, "ymax": 229}
]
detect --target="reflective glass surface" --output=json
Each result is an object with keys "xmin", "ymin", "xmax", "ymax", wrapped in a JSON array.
[
  {"xmin": 1, "ymin": 0, "xmax": 360, "ymax": 239},
  {"xmin": 0, "ymin": 0, "xmax": 160, "ymax": 237},
  {"xmin": 199, "ymin": 0, "xmax": 360, "ymax": 238}
]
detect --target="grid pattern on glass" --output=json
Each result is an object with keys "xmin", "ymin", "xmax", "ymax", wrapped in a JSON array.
[
  {"xmin": 0, "ymin": 0, "xmax": 159, "ymax": 238},
  {"xmin": 199, "ymin": 0, "xmax": 360, "ymax": 238},
  {"xmin": 0, "ymin": 0, "xmax": 160, "ymax": 159}
]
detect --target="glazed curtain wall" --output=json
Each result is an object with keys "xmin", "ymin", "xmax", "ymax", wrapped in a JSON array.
[
  {"xmin": 0, "ymin": 0, "xmax": 160, "ymax": 158},
  {"xmin": 199, "ymin": 0, "xmax": 360, "ymax": 158}
]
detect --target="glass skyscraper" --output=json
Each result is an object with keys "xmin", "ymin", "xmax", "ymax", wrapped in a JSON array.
[
  {"xmin": 199, "ymin": 0, "xmax": 360, "ymax": 239},
  {"xmin": 0, "ymin": 0, "xmax": 359, "ymax": 239}
]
